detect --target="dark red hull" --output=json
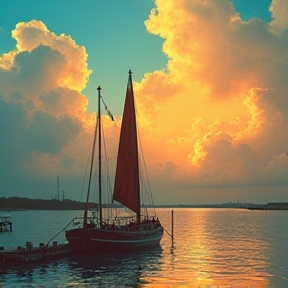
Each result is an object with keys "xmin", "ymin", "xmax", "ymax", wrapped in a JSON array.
[{"xmin": 65, "ymin": 226, "xmax": 163, "ymax": 253}]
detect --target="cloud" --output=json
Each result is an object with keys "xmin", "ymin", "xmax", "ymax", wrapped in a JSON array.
[
  {"xmin": 11, "ymin": 20, "xmax": 91, "ymax": 91},
  {"xmin": 269, "ymin": 0, "xmax": 288, "ymax": 35},
  {"xmin": 0, "ymin": 98, "xmax": 28, "ymax": 173},
  {"xmin": 264, "ymin": 153, "xmax": 288, "ymax": 185},
  {"xmin": 131, "ymin": 0, "xmax": 288, "ymax": 196},
  {"xmin": 23, "ymin": 111, "xmax": 81, "ymax": 154},
  {"xmin": 0, "ymin": 20, "xmax": 113, "ymax": 198},
  {"xmin": 2, "ymin": 0, "xmax": 288, "ymax": 203}
]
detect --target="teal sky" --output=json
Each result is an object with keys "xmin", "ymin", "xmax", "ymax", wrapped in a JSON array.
[{"xmin": 0, "ymin": 0, "xmax": 272, "ymax": 116}]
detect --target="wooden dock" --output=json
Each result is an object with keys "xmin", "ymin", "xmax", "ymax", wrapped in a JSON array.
[{"xmin": 0, "ymin": 241, "xmax": 73, "ymax": 263}]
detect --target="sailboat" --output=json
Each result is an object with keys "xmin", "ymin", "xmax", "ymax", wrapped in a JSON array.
[{"xmin": 65, "ymin": 70, "xmax": 163, "ymax": 252}]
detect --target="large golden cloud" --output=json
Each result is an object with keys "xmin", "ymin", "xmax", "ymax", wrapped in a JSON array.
[{"xmin": 132, "ymin": 0, "xmax": 288, "ymax": 191}]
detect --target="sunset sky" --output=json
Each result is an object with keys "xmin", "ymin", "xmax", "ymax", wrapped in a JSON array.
[{"xmin": 1, "ymin": 0, "xmax": 288, "ymax": 205}]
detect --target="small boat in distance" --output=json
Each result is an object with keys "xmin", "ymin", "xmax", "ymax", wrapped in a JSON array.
[{"xmin": 65, "ymin": 70, "xmax": 163, "ymax": 253}]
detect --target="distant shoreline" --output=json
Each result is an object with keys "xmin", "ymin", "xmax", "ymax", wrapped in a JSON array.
[{"xmin": 1, "ymin": 197, "xmax": 288, "ymax": 211}]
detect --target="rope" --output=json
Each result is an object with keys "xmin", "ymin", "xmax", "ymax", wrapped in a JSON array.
[
  {"xmin": 46, "ymin": 217, "xmax": 77, "ymax": 245},
  {"xmin": 163, "ymin": 226, "xmax": 172, "ymax": 237}
]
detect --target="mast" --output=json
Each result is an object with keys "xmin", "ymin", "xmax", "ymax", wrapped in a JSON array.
[
  {"xmin": 97, "ymin": 86, "xmax": 103, "ymax": 225},
  {"xmin": 83, "ymin": 86, "xmax": 102, "ymax": 228},
  {"xmin": 128, "ymin": 70, "xmax": 141, "ymax": 222}
]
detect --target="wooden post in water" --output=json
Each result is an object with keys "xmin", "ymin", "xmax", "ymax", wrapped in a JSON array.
[
  {"xmin": 171, "ymin": 210, "xmax": 174, "ymax": 247},
  {"xmin": 26, "ymin": 242, "xmax": 32, "ymax": 262}
]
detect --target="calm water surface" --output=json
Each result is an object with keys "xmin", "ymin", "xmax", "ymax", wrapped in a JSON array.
[{"xmin": 0, "ymin": 208, "xmax": 288, "ymax": 287}]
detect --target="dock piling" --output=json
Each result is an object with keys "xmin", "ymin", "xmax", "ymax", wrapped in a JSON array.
[
  {"xmin": 26, "ymin": 242, "xmax": 32, "ymax": 262},
  {"xmin": 171, "ymin": 210, "xmax": 174, "ymax": 247}
]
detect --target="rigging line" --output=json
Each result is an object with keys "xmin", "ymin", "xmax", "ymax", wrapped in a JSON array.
[
  {"xmin": 139, "ymin": 163, "xmax": 144, "ymax": 204},
  {"xmin": 139, "ymin": 162, "xmax": 148, "ymax": 217},
  {"xmin": 141, "ymin": 161, "xmax": 151, "ymax": 215},
  {"xmin": 100, "ymin": 95, "xmax": 114, "ymax": 121},
  {"xmin": 101, "ymin": 119, "xmax": 113, "ymax": 201},
  {"xmin": 81, "ymin": 153, "xmax": 90, "ymax": 203},
  {"xmin": 101, "ymin": 111, "xmax": 116, "ymax": 219},
  {"xmin": 94, "ymin": 114, "xmax": 100, "ymax": 207},
  {"xmin": 92, "ymin": 154, "xmax": 98, "ymax": 207},
  {"xmin": 163, "ymin": 226, "xmax": 172, "ymax": 237},
  {"xmin": 91, "ymin": 117, "xmax": 100, "ymax": 206},
  {"xmin": 81, "ymin": 118, "xmax": 99, "ymax": 203},
  {"xmin": 46, "ymin": 217, "xmax": 77, "ymax": 245},
  {"xmin": 138, "ymin": 126, "xmax": 156, "ymax": 216},
  {"xmin": 100, "ymin": 94, "xmax": 115, "ymax": 218},
  {"xmin": 133, "ymin": 104, "xmax": 147, "ymax": 216},
  {"xmin": 133, "ymin": 93, "xmax": 156, "ymax": 216}
]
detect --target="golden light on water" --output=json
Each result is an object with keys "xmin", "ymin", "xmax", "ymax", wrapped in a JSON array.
[
  {"xmin": 1, "ymin": 209, "xmax": 287, "ymax": 286},
  {"xmin": 139, "ymin": 209, "xmax": 273, "ymax": 287}
]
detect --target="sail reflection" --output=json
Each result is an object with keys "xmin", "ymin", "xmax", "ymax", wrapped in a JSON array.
[{"xmin": 65, "ymin": 247, "xmax": 163, "ymax": 286}]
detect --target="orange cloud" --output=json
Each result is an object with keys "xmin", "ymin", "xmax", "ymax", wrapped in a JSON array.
[{"xmin": 131, "ymin": 0, "xmax": 288, "ymax": 191}]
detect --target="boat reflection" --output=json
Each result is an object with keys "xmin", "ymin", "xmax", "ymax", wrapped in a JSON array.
[{"xmin": 67, "ymin": 246, "xmax": 163, "ymax": 286}]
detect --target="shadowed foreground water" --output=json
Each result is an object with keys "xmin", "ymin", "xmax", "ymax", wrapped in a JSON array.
[{"xmin": 0, "ymin": 208, "xmax": 288, "ymax": 287}]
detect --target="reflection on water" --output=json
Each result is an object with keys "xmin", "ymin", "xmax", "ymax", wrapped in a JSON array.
[
  {"xmin": 1, "ymin": 249, "xmax": 163, "ymax": 286},
  {"xmin": 1, "ymin": 209, "xmax": 288, "ymax": 287},
  {"xmin": 67, "ymin": 249, "xmax": 163, "ymax": 286},
  {"xmin": 159, "ymin": 209, "xmax": 272, "ymax": 287}
]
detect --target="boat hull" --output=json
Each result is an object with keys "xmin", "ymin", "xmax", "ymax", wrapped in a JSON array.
[{"xmin": 65, "ymin": 226, "xmax": 163, "ymax": 253}]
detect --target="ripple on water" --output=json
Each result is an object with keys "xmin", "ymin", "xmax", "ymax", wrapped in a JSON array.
[{"xmin": 0, "ymin": 209, "xmax": 288, "ymax": 287}]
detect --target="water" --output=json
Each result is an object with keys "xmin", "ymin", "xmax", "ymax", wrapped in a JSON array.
[{"xmin": 0, "ymin": 208, "xmax": 288, "ymax": 287}]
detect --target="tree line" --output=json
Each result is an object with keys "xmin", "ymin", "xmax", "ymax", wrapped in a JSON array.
[{"xmin": 0, "ymin": 196, "xmax": 97, "ymax": 210}]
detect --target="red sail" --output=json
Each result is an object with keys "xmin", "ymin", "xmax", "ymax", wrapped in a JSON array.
[{"xmin": 113, "ymin": 71, "xmax": 140, "ymax": 218}]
